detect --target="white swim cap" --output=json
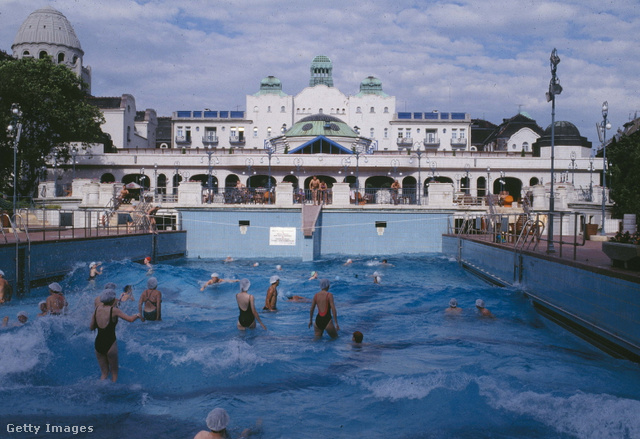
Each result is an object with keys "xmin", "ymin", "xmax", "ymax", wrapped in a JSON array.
[
  {"xmin": 205, "ymin": 408, "xmax": 229, "ymax": 432},
  {"xmin": 476, "ymin": 299, "xmax": 485, "ymax": 308},
  {"xmin": 211, "ymin": 273, "xmax": 219, "ymax": 278},
  {"xmin": 48, "ymin": 282, "xmax": 62, "ymax": 293},
  {"xmin": 239, "ymin": 278, "xmax": 251, "ymax": 292},
  {"xmin": 449, "ymin": 298, "xmax": 458, "ymax": 308},
  {"xmin": 270, "ymin": 275, "xmax": 280, "ymax": 284}
]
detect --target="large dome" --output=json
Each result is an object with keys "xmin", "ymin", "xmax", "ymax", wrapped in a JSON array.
[
  {"xmin": 12, "ymin": 6, "xmax": 82, "ymax": 52},
  {"xmin": 534, "ymin": 121, "xmax": 592, "ymax": 149},
  {"xmin": 285, "ymin": 114, "xmax": 359, "ymax": 137}
]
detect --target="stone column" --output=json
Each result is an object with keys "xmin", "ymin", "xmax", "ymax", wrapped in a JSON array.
[
  {"xmin": 276, "ymin": 182, "xmax": 293, "ymax": 207},
  {"xmin": 331, "ymin": 183, "xmax": 350, "ymax": 207},
  {"xmin": 178, "ymin": 181, "xmax": 204, "ymax": 206}
]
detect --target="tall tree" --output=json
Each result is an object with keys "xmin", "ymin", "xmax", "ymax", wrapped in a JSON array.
[
  {"xmin": 607, "ymin": 130, "xmax": 640, "ymax": 219},
  {"xmin": 0, "ymin": 57, "xmax": 106, "ymax": 202}
]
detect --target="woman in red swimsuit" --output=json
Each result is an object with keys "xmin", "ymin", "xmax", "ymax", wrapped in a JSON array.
[{"xmin": 308, "ymin": 279, "xmax": 339, "ymax": 339}]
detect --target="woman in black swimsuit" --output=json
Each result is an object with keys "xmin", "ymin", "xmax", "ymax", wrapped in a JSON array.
[
  {"xmin": 309, "ymin": 279, "xmax": 339, "ymax": 339},
  {"xmin": 235, "ymin": 279, "xmax": 266, "ymax": 330},
  {"xmin": 138, "ymin": 277, "xmax": 162, "ymax": 322},
  {"xmin": 90, "ymin": 289, "xmax": 139, "ymax": 382}
]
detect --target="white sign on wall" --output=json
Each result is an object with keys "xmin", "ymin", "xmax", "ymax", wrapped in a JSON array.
[{"xmin": 269, "ymin": 227, "xmax": 297, "ymax": 246}]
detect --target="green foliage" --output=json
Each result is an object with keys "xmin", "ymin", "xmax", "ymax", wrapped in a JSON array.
[
  {"xmin": 0, "ymin": 57, "xmax": 106, "ymax": 198},
  {"xmin": 607, "ymin": 131, "xmax": 640, "ymax": 219}
]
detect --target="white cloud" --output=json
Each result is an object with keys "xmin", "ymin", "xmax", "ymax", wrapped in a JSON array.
[{"xmin": 1, "ymin": 0, "xmax": 639, "ymax": 141}]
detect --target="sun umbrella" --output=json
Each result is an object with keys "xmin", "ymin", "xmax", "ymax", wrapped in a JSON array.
[{"xmin": 125, "ymin": 182, "xmax": 142, "ymax": 189}]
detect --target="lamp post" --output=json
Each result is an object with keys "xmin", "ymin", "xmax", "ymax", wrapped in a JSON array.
[
  {"xmin": 244, "ymin": 158, "xmax": 255, "ymax": 189},
  {"xmin": 389, "ymin": 158, "xmax": 400, "ymax": 177},
  {"xmin": 569, "ymin": 151, "xmax": 576, "ymax": 185},
  {"xmin": 352, "ymin": 147, "xmax": 367, "ymax": 205},
  {"xmin": 455, "ymin": 174, "xmax": 461, "ymax": 192},
  {"xmin": 173, "ymin": 161, "xmax": 180, "ymax": 196},
  {"xmin": 430, "ymin": 161, "xmax": 438, "ymax": 181},
  {"xmin": 205, "ymin": 145, "xmax": 219, "ymax": 204},
  {"xmin": 599, "ymin": 101, "xmax": 611, "ymax": 236},
  {"xmin": 588, "ymin": 156, "xmax": 594, "ymax": 202},
  {"xmin": 464, "ymin": 163, "xmax": 471, "ymax": 195},
  {"xmin": 71, "ymin": 147, "xmax": 78, "ymax": 182},
  {"xmin": 262, "ymin": 143, "xmax": 278, "ymax": 204},
  {"xmin": 153, "ymin": 163, "xmax": 158, "ymax": 202},
  {"xmin": 7, "ymin": 104, "xmax": 23, "ymax": 213},
  {"xmin": 486, "ymin": 167, "xmax": 491, "ymax": 196},
  {"xmin": 411, "ymin": 142, "xmax": 427, "ymax": 205},
  {"xmin": 545, "ymin": 48, "xmax": 563, "ymax": 253}
]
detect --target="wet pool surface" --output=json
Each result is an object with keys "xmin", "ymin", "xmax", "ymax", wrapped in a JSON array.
[{"xmin": 1, "ymin": 255, "xmax": 639, "ymax": 438}]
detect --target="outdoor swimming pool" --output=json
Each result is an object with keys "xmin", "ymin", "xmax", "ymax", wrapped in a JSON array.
[{"xmin": 1, "ymin": 254, "xmax": 639, "ymax": 438}]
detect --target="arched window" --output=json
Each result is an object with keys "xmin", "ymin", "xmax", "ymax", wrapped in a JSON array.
[
  {"xmin": 384, "ymin": 107, "xmax": 389, "ymax": 113},
  {"xmin": 384, "ymin": 128, "xmax": 388, "ymax": 138},
  {"xmin": 370, "ymin": 106, "xmax": 375, "ymax": 113},
  {"xmin": 522, "ymin": 142, "xmax": 529, "ymax": 152},
  {"xmin": 319, "ymin": 108, "xmax": 323, "ymax": 114},
  {"xmin": 253, "ymin": 106, "xmax": 258, "ymax": 112},
  {"xmin": 39, "ymin": 51, "xmax": 48, "ymax": 59},
  {"xmin": 57, "ymin": 53, "xmax": 65, "ymax": 63},
  {"xmin": 356, "ymin": 107, "xmax": 362, "ymax": 113},
  {"xmin": 280, "ymin": 106, "xmax": 286, "ymax": 113},
  {"xmin": 370, "ymin": 128, "xmax": 375, "ymax": 138},
  {"xmin": 22, "ymin": 50, "xmax": 30, "ymax": 57},
  {"xmin": 267, "ymin": 106, "xmax": 271, "ymax": 113},
  {"xmin": 267, "ymin": 127, "xmax": 272, "ymax": 137},
  {"xmin": 253, "ymin": 127, "xmax": 258, "ymax": 137}
]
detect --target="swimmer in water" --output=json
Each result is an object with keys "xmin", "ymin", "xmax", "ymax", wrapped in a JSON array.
[
  {"xmin": 46, "ymin": 282, "xmax": 67, "ymax": 315},
  {"xmin": 0, "ymin": 269, "xmax": 12, "ymax": 304},
  {"xmin": 263, "ymin": 276, "xmax": 279, "ymax": 311},
  {"xmin": 344, "ymin": 258, "xmax": 353, "ymax": 266},
  {"xmin": 143, "ymin": 257, "xmax": 153, "ymax": 273},
  {"xmin": 193, "ymin": 408, "xmax": 254, "ymax": 439},
  {"xmin": 37, "ymin": 301, "xmax": 48, "ymax": 317},
  {"xmin": 309, "ymin": 279, "xmax": 339, "ymax": 339},
  {"xmin": 88, "ymin": 262, "xmax": 103, "ymax": 282},
  {"xmin": 139, "ymin": 277, "xmax": 162, "ymax": 321},
  {"xmin": 308, "ymin": 271, "xmax": 318, "ymax": 280},
  {"xmin": 200, "ymin": 273, "xmax": 240, "ymax": 291},
  {"xmin": 475, "ymin": 299, "xmax": 494, "ymax": 318},
  {"xmin": 352, "ymin": 331, "xmax": 363, "ymax": 344},
  {"xmin": 224, "ymin": 256, "xmax": 234, "ymax": 263},
  {"xmin": 445, "ymin": 298, "xmax": 462, "ymax": 315},
  {"xmin": 236, "ymin": 279, "xmax": 266, "ymax": 330}
]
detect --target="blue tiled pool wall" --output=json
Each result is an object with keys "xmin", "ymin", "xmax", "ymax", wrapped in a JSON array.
[
  {"xmin": 0, "ymin": 232, "xmax": 186, "ymax": 289},
  {"xmin": 181, "ymin": 209, "xmax": 449, "ymax": 259},
  {"xmin": 442, "ymin": 235, "xmax": 640, "ymax": 357}
]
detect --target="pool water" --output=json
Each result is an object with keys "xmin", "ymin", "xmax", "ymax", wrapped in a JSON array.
[{"xmin": 1, "ymin": 255, "xmax": 639, "ymax": 439}]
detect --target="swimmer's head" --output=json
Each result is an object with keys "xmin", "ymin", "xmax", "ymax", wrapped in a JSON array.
[
  {"xmin": 144, "ymin": 257, "xmax": 151, "ymax": 263},
  {"xmin": 206, "ymin": 408, "xmax": 229, "ymax": 432},
  {"xmin": 17, "ymin": 311, "xmax": 28, "ymax": 324},
  {"xmin": 211, "ymin": 273, "xmax": 219, "ymax": 279},
  {"xmin": 48, "ymin": 282, "xmax": 62, "ymax": 293},
  {"xmin": 147, "ymin": 277, "xmax": 158, "ymax": 289},
  {"xmin": 346, "ymin": 259, "xmax": 352, "ymax": 263},
  {"xmin": 89, "ymin": 262, "xmax": 96, "ymax": 268},
  {"xmin": 352, "ymin": 331, "xmax": 363, "ymax": 343},
  {"xmin": 270, "ymin": 275, "xmax": 280, "ymax": 285},
  {"xmin": 253, "ymin": 262, "xmax": 259, "ymax": 267},
  {"xmin": 99, "ymin": 289, "xmax": 116, "ymax": 304},
  {"xmin": 449, "ymin": 298, "xmax": 458, "ymax": 308},
  {"xmin": 0, "ymin": 269, "xmax": 4, "ymax": 277},
  {"xmin": 310, "ymin": 271, "xmax": 317, "ymax": 276},
  {"xmin": 104, "ymin": 282, "xmax": 117, "ymax": 290},
  {"xmin": 475, "ymin": 299, "xmax": 485, "ymax": 308},
  {"xmin": 239, "ymin": 278, "xmax": 251, "ymax": 292},
  {"xmin": 124, "ymin": 285, "xmax": 132, "ymax": 293},
  {"xmin": 319, "ymin": 278, "xmax": 330, "ymax": 291},
  {"xmin": 276, "ymin": 265, "xmax": 282, "ymax": 270}
]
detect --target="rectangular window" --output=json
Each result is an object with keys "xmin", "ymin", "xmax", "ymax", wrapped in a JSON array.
[
  {"xmin": 459, "ymin": 128, "xmax": 466, "ymax": 139},
  {"xmin": 426, "ymin": 129, "xmax": 437, "ymax": 143},
  {"xmin": 451, "ymin": 128, "xmax": 457, "ymax": 139},
  {"xmin": 397, "ymin": 128, "xmax": 404, "ymax": 139}
]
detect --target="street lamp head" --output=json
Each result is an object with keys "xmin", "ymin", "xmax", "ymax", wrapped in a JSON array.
[
  {"xmin": 550, "ymin": 48, "xmax": 560, "ymax": 68},
  {"xmin": 570, "ymin": 151, "xmax": 576, "ymax": 160},
  {"xmin": 602, "ymin": 101, "xmax": 608, "ymax": 115}
]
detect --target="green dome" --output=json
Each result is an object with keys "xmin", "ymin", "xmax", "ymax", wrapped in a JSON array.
[
  {"xmin": 285, "ymin": 114, "xmax": 358, "ymax": 138},
  {"xmin": 356, "ymin": 76, "xmax": 388, "ymax": 97},
  {"xmin": 254, "ymin": 75, "xmax": 286, "ymax": 96}
]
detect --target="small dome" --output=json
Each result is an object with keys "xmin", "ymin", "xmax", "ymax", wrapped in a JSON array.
[
  {"xmin": 12, "ymin": 6, "xmax": 82, "ymax": 52},
  {"xmin": 543, "ymin": 121, "xmax": 580, "ymax": 138},
  {"xmin": 260, "ymin": 75, "xmax": 281, "ymax": 87},
  {"xmin": 361, "ymin": 76, "xmax": 382, "ymax": 88}
]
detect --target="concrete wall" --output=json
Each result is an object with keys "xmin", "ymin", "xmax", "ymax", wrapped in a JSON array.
[{"xmin": 442, "ymin": 235, "xmax": 640, "ymax": 361}]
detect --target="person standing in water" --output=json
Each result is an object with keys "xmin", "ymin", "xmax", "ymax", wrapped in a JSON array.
[
  {"xmin": 139, "ymin": 277, "xmax": 162, "ymax": 321},
  {"xmin": 46, "ymin": 282, "xmax": 67, "ymax": 315},
  {"xmin": 0, "ymin": 269, "xmax": 12, "ymax": 304},
  {"xmin": 236, "ymin": 279, "xmax": 266, "ymax": 330},
  {"xmin": 90, "ymin": 289, "xmax": 140, "ymax": 382},
  {"xmin": 263, "ymin": 275, "xmax": 279, "ymax": 311},
  {"xmin": 309, "ymin": 279, "xmax": 339, "ymax": 339}
]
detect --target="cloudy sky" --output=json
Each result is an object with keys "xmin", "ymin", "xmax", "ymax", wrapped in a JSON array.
[{"xmin": 2, "ymin": 0, "xmax": 639, "ymax": 144}]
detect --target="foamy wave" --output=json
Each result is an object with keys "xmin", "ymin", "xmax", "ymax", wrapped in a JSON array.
[
  {"xmin": 125, "ymin": 338, "xmax": 265, "ymax": 372},
  {"xmin": 360, "ymin": 371, "xmax": 473, "ymax": 400},
  {"xmin": 0, "ymin": 325, "xmax": 50, "ymax": 378},
  {"xmin": 478, "ymin": 376, "xmax": 640, "ymax": 439}
]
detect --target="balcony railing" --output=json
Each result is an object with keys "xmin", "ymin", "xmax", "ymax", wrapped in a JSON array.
[
  {"xmin": 175, "ymin": 136, "xmax": 191, "ymax": 144},
  {"xmin": 202, "ymin": 134, "xmax": 219, "ymax": 144},
  {"xmin": 423, "ymin": 138, "xmax": 440, "ymax": 149},
  {"xmin": 451, "ymin": 137, "xmax": 467, "ymax": 148},
  {"xmin": 229, "ymin": 136, "xmax": 246, "ymax": 145},
  {"xmin": 396, "ymin": 137, "xmax": 413, "ymax": 147}
]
